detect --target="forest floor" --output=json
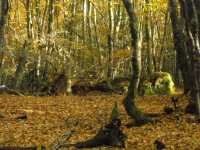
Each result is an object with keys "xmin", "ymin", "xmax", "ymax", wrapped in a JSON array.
[{"xmin": 0, "ymin": 90, "xmax": 200, "ymax": 150}]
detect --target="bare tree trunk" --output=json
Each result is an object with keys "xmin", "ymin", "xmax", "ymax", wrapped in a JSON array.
[
  {"xmin": 35, "ymin": 0, "xmax": 42, "ymax": 77},
  {"xmin": 14, "ymin": 0, "xmax": 33, "ymax": 90},
  {"xmin": 193, "ymin": 0, "xmax": 200, "ymax": 40},
  {"xmin": 87, "ymin": 1, "xmax": 93, "ymax": 63},
  {"xmin": 122, "ymin": 0, "xmax": 148, "ymax": 125},
  {"xmin": 63, "ymin": 0, "xmax": 77, "ymax": 94},
  {"xmin": 107, "ymin": 0, "xmax": 114, "ymax": 79},
  {"xmin": 144, "ymin": 0, "xmax": 153, "ymax": 75},
  {"xmin": 113, "ymin": 2, "xmax": 123, "ymax": 77},
  {"xmin": 180, "ymin": 0, "xmax": 200, "ymax": 116},
  {"xmin": 93, "ymin": 8, "xmax": 102, "ymax": 67},
  {"xmin": 168, "ymin": 0, "xmax": 192, "ymax": 94},
  {"xmin": 81, "ymin": 0, "xmax": 87, "ymax": 68},
  {"xmin": 0, "ymin": 0, "xmax": 9, "ymax": 85},
  {"xmin": 43, "ymin": 0, "xmax": 54, "ymax": 81}
]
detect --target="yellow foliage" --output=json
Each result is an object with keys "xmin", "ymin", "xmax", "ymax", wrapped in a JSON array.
[{"xmin": 112, "ymin": 49, "xmax": 131, "ymax": 59}]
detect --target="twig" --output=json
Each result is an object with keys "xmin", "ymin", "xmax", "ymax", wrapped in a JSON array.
[
  {"xmin": 0, "ymin": 85, "xmax": 24, "ymax": 96},
  {"xmin": 53, "ymin": 131, "xmax": 73, "ymax": 150}
]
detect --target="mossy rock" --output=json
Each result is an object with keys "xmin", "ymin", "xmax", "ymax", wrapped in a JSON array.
[{"xmin": 141, "ymin": 72, "xmax": 175, "ymax": 95}]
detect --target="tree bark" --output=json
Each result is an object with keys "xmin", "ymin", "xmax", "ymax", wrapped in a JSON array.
[
  {"xmin": 122, "ymin": 0, "xmax": 148, "ymax": 125},
  {"xmin": 193, "ymin": 0, "xmax": 200, "ymax": 40},
  {"xmin": 0, "ymin": 0, "xmax": 9, "ymax": 85},
  {"xmin": 43, "ymin": 0, "xmax": 54, "ymax": 81},
  {"xmin": 144, "ymin": 0, "xmax": 153, "ymax": 75},
  {"xmin": 168, "ymin": 0, "xmax": 192, "ymax": 94},
  {"xmin": 179, "ymin": 0, "xmax": 200, "ymax": 116},
  {"xmin": 107, "ymin": 0, "xmax": 114, "ymax": 79},
  {"xmin": 14, "ymin": 0, "xmax": 33, "ymax": 90}
]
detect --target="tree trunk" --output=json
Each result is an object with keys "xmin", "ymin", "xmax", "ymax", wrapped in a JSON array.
[
  {"xmin": 35, "ymin": 0, "xmax": 42, "ymax": 78},
  {"xmin": 0, "ymin": 0, "xmax": 9, "ymax": 85},
  {"xmin": 144, "ymin": 0, "xmax": 153, "ymax": 75},
  {"xmin": 107, "ymin": 0, "xmax": 114, "ymax": 79},
  {"xmin": 14, "ymin": 0, "xmax": 33, "ymax": 90},
  {"xmin": 168, "ymin": 0, "xmax": 192, "ymax": 94},
  {"xmin": 180, "ymin": 0, "xmax": 200, "ymax": 116},
  {"xmin": 122, "ymin": 0, "xmax": 148, "ymax": 125},
  {"xmin": 43, "ymin": 0, "xmax": 54, "ymax": 81},
  {"xmin": 193, "ymin": 0, "xmax": 200, "ymax": 40}
]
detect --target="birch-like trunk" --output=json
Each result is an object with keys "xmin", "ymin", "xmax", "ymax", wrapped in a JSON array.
[{"xmin": 14, "ymin": 0, "xmax": 33, "ymax": 90}]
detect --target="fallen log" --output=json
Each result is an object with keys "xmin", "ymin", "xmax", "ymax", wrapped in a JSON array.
[
  {"xmin": 55, "ymin": 102, "xmax": 126, "ymax": 149},
  {"xmin": 57, "ymin": 118, "xmax": 126, "ymax": 149}
]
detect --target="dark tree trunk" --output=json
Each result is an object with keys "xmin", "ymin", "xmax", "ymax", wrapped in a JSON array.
[
  {"xmin": 179, "ymin": 0, "xmax": 200, "ymax": 116},
  {"xmin": 193, "ymin": 0, "xmax": 200, "ymax": 40},
  {"xmin": 0, "ymin": 0, "xmax": 9, "ymax": 84},
  {"xmin": 168, "ymin": 0, "xmax": 192, "ymax": 94},
  {"xmin": 122, "ymin": 0, "xmax": 148, "ymax": 125},
  {"xmin": 107, "ymin": 0, "xmax": 114, "ymax": 79}
]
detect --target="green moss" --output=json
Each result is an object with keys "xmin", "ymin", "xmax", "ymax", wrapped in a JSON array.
[
  {"xmin": 143, "ymin": 72, "xmax": 175, "ymax": 95},
  {"xmin": 144, "ymin": 82, "xmax": 154, "ymax": 95}
]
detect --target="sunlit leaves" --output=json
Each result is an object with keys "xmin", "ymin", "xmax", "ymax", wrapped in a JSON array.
[{"xmin": 0, "ymin": 92, "xmax": 200, "ymax": 149}]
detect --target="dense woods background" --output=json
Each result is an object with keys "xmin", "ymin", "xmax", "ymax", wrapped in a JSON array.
[{"xmin": 0, "ymin": 0, "xmax": 176, "ymax": 92}]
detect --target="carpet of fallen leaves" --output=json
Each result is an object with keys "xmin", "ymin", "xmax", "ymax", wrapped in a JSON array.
[{"xmin": 0, "ymin": 90, "xmax": 200, "ymax": 150}]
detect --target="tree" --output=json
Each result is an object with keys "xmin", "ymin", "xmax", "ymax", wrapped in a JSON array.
[
  {"xmin": 107, "ymin": 0, "xmax": 114, "ymax": 79},
  {"xmin": 0, "ymin": 0, "xmax": 9, "ymax": 85},
  {"xmin": 14, "ymin": 0, "xmax": 34, "ymax": 90},
  {"xmin": 0, "ymin": 0, "xmax": 176, "ymax": 95},
  {"xmin": 178, "ymin": 0, "xmax": 200, "ymax": 116},
  {"xmin": 122, "ymin": 0, "xmax": 148, "ymax": 125},
  {"xmin": 144, "ymin": 0, "xmax": 153, "ymax": 75},
  {"xmin": 168, "ymin": 0, "xmax": 192, "ymax": 94},
  {"xmin": 169, "ymin": 0, "xmax": 200, "ymax": 116}
]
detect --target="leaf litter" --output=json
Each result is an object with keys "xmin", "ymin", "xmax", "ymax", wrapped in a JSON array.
[{"xmin": 0, "ymin": 91, "xmax": 200, "ymax": 149}]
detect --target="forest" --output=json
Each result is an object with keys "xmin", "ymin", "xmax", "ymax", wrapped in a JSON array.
[{"xmin": 0, "ymin": 0, "xmax": 200, "ymax": 149}]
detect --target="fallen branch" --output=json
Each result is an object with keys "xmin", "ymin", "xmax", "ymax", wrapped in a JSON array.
[
  {"xmin": 54, "ymin": 102, "xmax": 126, "ymax": 149},
  {"xmin": 0, "ymin": 85, "xmax": 24, "ymax": 96},
  {"xmin": 56, "ymin": 118, "xmax": 125, "ymax": 149}
]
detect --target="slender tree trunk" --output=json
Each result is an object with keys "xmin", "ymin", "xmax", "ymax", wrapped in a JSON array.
[
  {"xmin": 0, "ymin": 0, "xmax": 9, "ymax": 85},
  {"xmin": 113, "ymin": 2, "xmax": 122, "ymax": 76},
  {"xmin": 158, "ymin": 13, "xmax": 169, "ymax": 71},
  {"xmin": 63, "ymin": 0, "xmax": 77, "ymax": 94},
  {"xmin": 107, "ymin": 0, "xmax": 114, "ymax": 79},
  {"xmin": 35, "ymin": 0, "xmax": 42, "ymax": 78},
  {"xmin": 81, "ymin": 0, "xmax": 87, "ymax": 68},
  {"xmin": 122, "ymin": 0, "xmax": 148, "ymax": 125},
  {"xmin": 93, "ymin": 8, "xmax": 101, "ymax": 67},
  {"xmin": 87, "ymin": 1, "xmax": 93, "ymax": 63},
  {"xmin": 193, "ymin": 0, "xmax": 200, "ymax": 40},
  {"xmin": 144, "ymin": 0, "xmax": 153, "ymax": 75},
  {"xmin": 14, "ymin": 0, "xmax": 33, "ymax": 90},
  {"xmin": 43, "ymin": 0, "xmax": 54, "ymax": 81}
]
